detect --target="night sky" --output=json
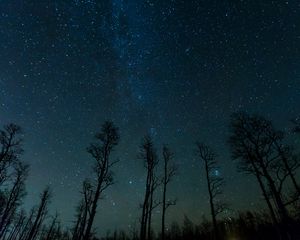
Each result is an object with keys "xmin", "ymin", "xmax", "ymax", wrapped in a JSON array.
[{"xmin": 0, "ymin": 0, "xmax": 300, "ymax": 236}]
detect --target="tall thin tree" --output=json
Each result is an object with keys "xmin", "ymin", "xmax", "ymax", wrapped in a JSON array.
[
  {"xmin": 139, "ymin": 135, "xmax": 158, "ymax": 240},
  {"xmin": 72, "ymin": 180, "xmax": 94, "ymax": 240},
  {"xmin": 0, "ymin": 162, "xmax": 28, "ymax": 238},
  {"xmin": 25, "ymin": 187, "xmax": 51, "ymax": 240},
  {"xmin": 161, "ymin": 145, "xmax": 177, "ymax": 240},
  {"xmin": 0, "ymin": 124, "xmax": 23, "ymax": 186},
  {"xmin": 196, "ymin": 143, "xmax": 225, "ymax": 240},
  {"xmin": 228, "ymin": 112, "xmax": 298, "ymax": 240},
  {"xmin": 83, "ymin": 121, "xmax": 120, "ymax": 240},
  {"xmin": 270, "ymin": 133, "xmax": 300, "ymax": 197}
]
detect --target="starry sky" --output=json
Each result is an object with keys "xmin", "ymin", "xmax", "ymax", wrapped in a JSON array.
[{"xmin": 0, "ymin": 0, "xmax": 300, "ymax": 236}]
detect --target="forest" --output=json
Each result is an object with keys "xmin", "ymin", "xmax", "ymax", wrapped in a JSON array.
[{"xmin": 0, "ymin": 112, "xmax": 300, "ymax": 240}]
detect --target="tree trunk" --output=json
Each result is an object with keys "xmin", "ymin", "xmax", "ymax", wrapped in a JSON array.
[
  {"xmin": 205, "ymin": 160, "xmax": 218, "ymax": 240},
  {"xmin": 140, "ymin": 170, "xmax": 151, "ymax": 240},
  {"xmin": 252, "ymin": 162, "xmax": 278, "ymax": 224},
  {"xmin": 147, "ymin": 181, "xmax": 154, "ymax": 240},
  {"xmin": 161, "ymin": 180, "xmax": 167, "ymax": 240},
  {"xmin": 83, "ymin": 181, "xmax": 101, "ymax": 240}
]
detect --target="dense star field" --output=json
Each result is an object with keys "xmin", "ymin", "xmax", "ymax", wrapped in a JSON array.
[{"xmin": 0, "ymin": 0, "xmax": 299, "ymax": 238}]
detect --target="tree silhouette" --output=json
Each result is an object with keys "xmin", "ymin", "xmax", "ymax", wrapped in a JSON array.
[
  {"xmin": 272, "ymin": 139, "xmax": 300, "ymax": 198},
  {"xmin": 42, "ymin": 212, "xmax": 60, "ymax": 240},
  {"xmin": 83, "ymin": 121, "xmax": 120, "ymax": 240},
  {"xmin": 6, "ymin": 210, "xmax": 26, "ymax": 240},
  {"xmin": 196, "ymin": 143, "xmax": 225, "ymax": 240},
  {"xmin": 139, "ymin": 135, "xmax": 159, "ymax": 240},
  {"xmin": 0, "ymin": 162, "xmax": 28, "ymax": 238},
  {"xmin": 161, "ymin": 145, "xmax": 177, "ymax": 240},
  {"xmin": 2, "ymin": 116, "xmax": 300, "ymax": 240},
  {"xmin": 18, "ymin": 208, "xmax": 35, "ymax": 240},
  {"xmin": 227, "ymin": 113, "xmax": 278, "ymax": 224},
  {"xmin": 25, "ymin": 187, "xmax": 51, "ymax": 240},
  {"xmin": 72, "ymin": 180, "xmax": 94, "ymax": 240},
  {"xmin": 228, "ymin": 112, "xmax": 291, "ymax": 223},
  {"xmin": 0, "ymin": 124, "xmax": 23, "ymax": 186}
]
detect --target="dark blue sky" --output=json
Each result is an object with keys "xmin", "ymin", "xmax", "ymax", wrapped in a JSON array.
[{"xmin": 0, "ymin": 0, "xmax": 299, "ymax": 236}]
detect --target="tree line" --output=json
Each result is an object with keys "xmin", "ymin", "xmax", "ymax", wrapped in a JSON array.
[{"xmin": 0, "ymin": 112, "xmax": 300, "ymax": 240}]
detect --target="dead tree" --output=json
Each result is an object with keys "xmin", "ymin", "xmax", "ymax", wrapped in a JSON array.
[
  {"xmin": 253, "ymin": 165, "xmax": 278, "ymax": 224},
  {"xmin": 83, "ymin": 121, "xmax": 120, "ymax": 240},
  {"xmin": 25, "ymin": 187, "xmax": 51, "ymax": 240},
  {"xmin": 147, "ymin": 175, "xmax": 160, "ymax": 240},
  {"xmin": 0, "ymin": 123, "xmax": 25, "ymax": 239},
  {"xmin": 6, "ymin": 210, "xmax": 26, "ymax": 240},
  {"xmin": 44, "ymin": 213, "xmax": 59, "ymax": 240},
  {"xmin": 270, "ymin": 134, "xmax": 300, "ymax": 197},
  {"xmin": 228, "ymin": 113, "xmax": 291, "ymax": 224},
  {"xmin": 139, "ymin": 135, "xmax": 159, "ymax": 240},
  {"xmin": 161, "ymin": 146, "xmax": 177, "ymax": 240},
  {"xmin": 0, "ymin": 162, "xmax": 28, "ymax": 238},
  {"xmin": 18, "ymin": 208, "xmax": 35, "ymax": 240},
  {"xmin": 196, "ymin": 143, "xmax": 225, "ymax": 240},
  {"xmin": 72, "ymin": 180, "xmax": 94, "ymax": 240},
  {"xmin": 0, "ymin": 124, "xmax": 23, "ymax": 186},
  {"xmin": 228, "ymin": 123, "xmax": 278, "ymax": 224}
]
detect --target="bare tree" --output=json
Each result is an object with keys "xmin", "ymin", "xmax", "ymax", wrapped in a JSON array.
[
  {"xmin": 228, "ymin": 118, "xmax": 279, "ymax": 224},
  {"xmin": 6, "ymin": 210, "xmax": 26, "ymax": 240},
  {"xmin": 0, "ymin": 162, "xmax": 28, "ymax": 238},
  {"xmin": 0, "ymin": 123, "xmax": 26, "ymax": 240},
  {"xmin": 253, "ymin": 166, "xmax": 278, "ymax": 224},
  {"xmin": 273, "ymin": 141, "xmax": 300, "ymax": 198},
  {"xmin": 161, "ymin": 145, "xmax": 177, "ymax": 240},
  {"xmin": 25, "ymin": 187, "xmax": 51, "ymax": 240},
  {"xmin": 139, "ymin": 135, "xmax": 159, "ymax": 240},
  {"xmin": 44, "ymin": 213, "xmax": 59, "ymax": 240},
  {"xmin": 0, "ymin": 124, "xmax": 23, "ymax": 186},
  {"xmin": 257, "ymin": 120, "xmax": 300, "ymax": 199},
  {"xmin": 147, "ymin": 174, "xmax": 160, "ymax": 240},
  {"xmin": 83, "ymin": 121, "xmax": 120, "ymax": 240},
  {"xmin": 72, "ymin": 180, "xmax": 94, "ymax": 240},
  {"xmin": 18, "ymin": 208, "xmax": 35, "ymax": 240},
  {"xmin": 196, "ymin": 143, "xmax": 225, "ymax": 240},
  {"xmin": 229, "ymin": 113, "xmax": 290, "ymax": 223}
]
